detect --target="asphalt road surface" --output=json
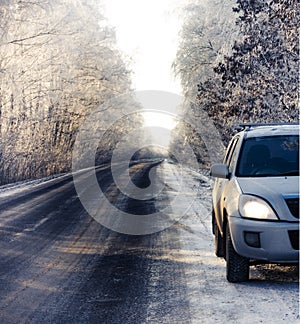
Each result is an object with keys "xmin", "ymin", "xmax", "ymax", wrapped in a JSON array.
[{"xmin": 0, "ymin": 161, "xmax": 298, "ymax": 323}]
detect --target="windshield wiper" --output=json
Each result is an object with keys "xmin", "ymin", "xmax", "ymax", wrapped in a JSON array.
[{"xmin": 277, "ymin": 170, "xmax": 300, "ymax": 176}]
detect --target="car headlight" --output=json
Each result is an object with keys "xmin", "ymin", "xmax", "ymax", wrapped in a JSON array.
[{"xmin": 239, "ymin": 195, "xmax": 278, "ymax": 220}]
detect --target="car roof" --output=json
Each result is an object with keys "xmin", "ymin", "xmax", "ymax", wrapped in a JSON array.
[{"xmin": 237, "ymin": 124, "xmax": 299, "ymax": 139}]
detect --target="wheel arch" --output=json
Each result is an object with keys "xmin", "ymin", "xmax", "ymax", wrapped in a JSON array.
[
  {"xmin": 222, "ymin": 209, "xmax": 229, "ymax": 257},
  {"xmin": 221, "ymin": 208, "xmax": 228, "ymax": 236}
]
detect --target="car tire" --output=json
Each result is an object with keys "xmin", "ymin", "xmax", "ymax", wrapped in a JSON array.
[
  {"xmin": 214, "ymin": 218, "xmax": 224, "ymax": 258},
  {"xmin": 225, "ymin": 222, "xmax": 249, "ymax": 283}
]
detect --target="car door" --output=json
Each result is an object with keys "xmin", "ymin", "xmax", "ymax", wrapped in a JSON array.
[{"xmin": 213, "ymin": 136, "xmax": 240, "ymax": 230}]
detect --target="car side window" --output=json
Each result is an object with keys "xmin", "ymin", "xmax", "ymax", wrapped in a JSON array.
[
  {"xmin": 228, "ymin": 138, "xmax": 240, "ymax": 173},
  {"xmin": 224, "ymin": 137, "xmax": 239, "ymax": 169},
  {"xmin": 224, "ymin": 138, "xmax": 236, "ymax": 164}
]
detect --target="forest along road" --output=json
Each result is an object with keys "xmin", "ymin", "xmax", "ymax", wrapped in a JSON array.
[{"xmin": 0, "ymin": 161, "xmax": 298, "ymax": 323}]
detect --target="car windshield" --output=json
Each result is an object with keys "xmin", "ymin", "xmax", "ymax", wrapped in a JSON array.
[{"xmin": 236, "ymin": 135, "xmax": 299, "ymax": 177}]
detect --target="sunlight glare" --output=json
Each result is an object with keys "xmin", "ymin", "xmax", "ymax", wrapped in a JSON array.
[
  {"xmin": 103, "ymin": 0, "xmax": 182, "ymax": 93},
  {"xmin": 143, "ymin": 111, "xmax": 178, "ymax": 130}
]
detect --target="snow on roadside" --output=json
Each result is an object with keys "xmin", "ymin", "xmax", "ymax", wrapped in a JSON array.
[
  {"xmin": 178, "ymin": 166, "xmax": 299, "ymax": 323},
  {"xmin": 0, "ymin": 173, "xmax": 68, "ymax": 197}
]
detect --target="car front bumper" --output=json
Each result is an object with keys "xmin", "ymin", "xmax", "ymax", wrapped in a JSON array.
[{"xmin": 229, "ymin": 216, "xmax": 299, "ymax": 263}]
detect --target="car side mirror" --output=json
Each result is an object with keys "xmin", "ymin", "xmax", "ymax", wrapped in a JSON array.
[{"xmin": 210, "ymin": 164, "xmax": 230, "ymax": 179}]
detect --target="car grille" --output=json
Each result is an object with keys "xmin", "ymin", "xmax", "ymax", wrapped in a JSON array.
[
  {"xmin": 285, "ymin": 198, "xmax": 299, "ymax": 219},
  {"xmin": 288, "ymin": 231, "xmax": 299, "ymax": 250}
]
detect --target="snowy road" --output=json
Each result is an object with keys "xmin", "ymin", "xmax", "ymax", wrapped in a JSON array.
[{"xmin": 0, "ymin": 161, "xmax": 298, "ymax": 323}]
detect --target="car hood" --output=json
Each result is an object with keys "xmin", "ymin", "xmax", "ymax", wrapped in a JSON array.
[
  {"xmin": 237, "ymin": 176, "xmax": 299, "ymax": 196},
  {"xmin": 237, "ymin": 176, "xmax": 299, "ymax": 220}
]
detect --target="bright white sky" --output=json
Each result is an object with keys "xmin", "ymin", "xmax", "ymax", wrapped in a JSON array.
[{"xmin": 103, "ymin": 0, "xmax": 184, "ymax": 94}]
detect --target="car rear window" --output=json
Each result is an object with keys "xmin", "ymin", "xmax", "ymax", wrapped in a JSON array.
[{"xmin": 236, "ymin": 135, "xmax": 299, "ymax": 177}]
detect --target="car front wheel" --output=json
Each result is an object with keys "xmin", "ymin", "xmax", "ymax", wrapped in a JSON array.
[{"xmin": 225, "ymin": 222, "xmax": 249, "ymax": 283}]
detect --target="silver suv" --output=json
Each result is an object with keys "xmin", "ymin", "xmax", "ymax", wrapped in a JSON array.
[{"xmin": 210, "ymin": 123, "xmax": 299, "ymax": 282}]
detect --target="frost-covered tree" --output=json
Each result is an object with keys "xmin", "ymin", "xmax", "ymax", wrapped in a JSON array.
[
  {"xmin": 175, "ymin": 0, "xmax": 299, "ymax": 144},
  {"xmin": 174, "ymin": 0, "xmax": 237, "ymax": 98},
  {"xmin": 213, "ymin": 0, "xmax": 299, "ymax": 126},
  {"xmin": 0, "ymin": 0, "xmax": 132, "ymax": 184}
]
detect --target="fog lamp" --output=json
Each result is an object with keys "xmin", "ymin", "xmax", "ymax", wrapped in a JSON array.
[{"xmin": 244, "ymin": 231, "xmax": 261, "ymax": 248}]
